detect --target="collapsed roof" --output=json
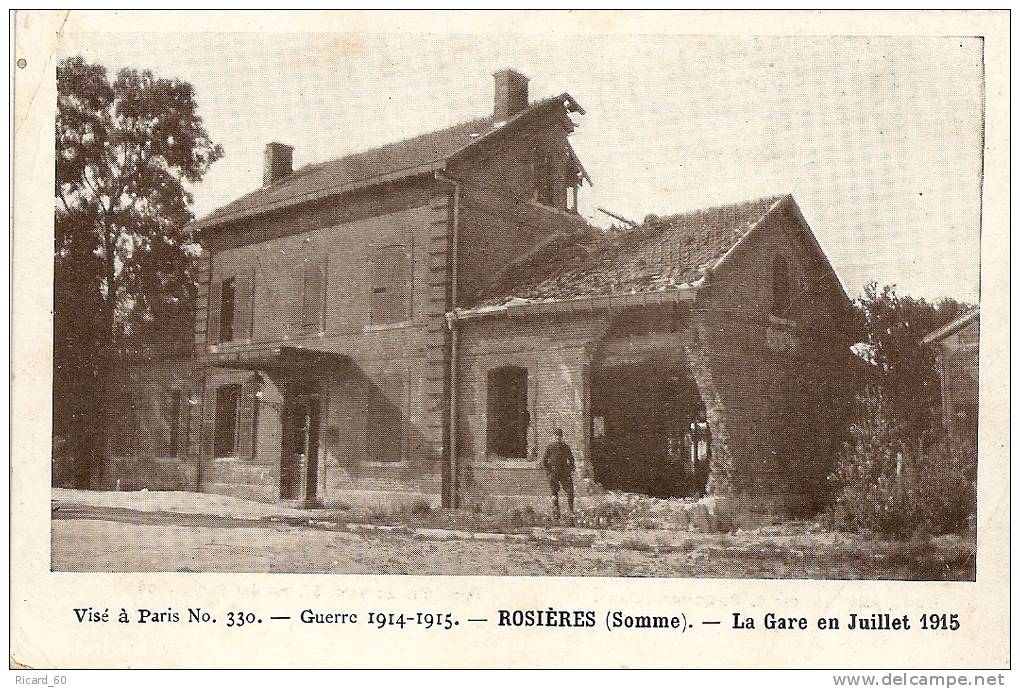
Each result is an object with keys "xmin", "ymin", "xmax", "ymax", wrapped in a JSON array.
[{"xmin": 467, "ymin": 194, "xmax": 790, "ymax": 311}]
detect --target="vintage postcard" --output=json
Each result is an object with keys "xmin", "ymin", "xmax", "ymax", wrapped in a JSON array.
[{"xmin": 10, "ymin": 9, "xmax": 1010, "ymax": 672}]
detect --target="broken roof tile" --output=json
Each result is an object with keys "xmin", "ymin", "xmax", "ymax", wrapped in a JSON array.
[{"xmin": 470, "ymin": 194, "xmax": 788, "ymax": 309}]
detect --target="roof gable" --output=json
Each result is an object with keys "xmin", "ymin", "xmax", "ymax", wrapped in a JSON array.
[
  {"xmin": 922, "ymin": 306, "xmax": 980, "ymax": 344},
  {"xmin": 191, "ymin": 93, "xmax": 582, "ymax": 231}
]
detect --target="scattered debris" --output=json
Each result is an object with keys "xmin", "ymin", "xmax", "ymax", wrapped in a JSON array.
[
  {"xmin": 575, "ymin": 491, "xmax": 732, "ymax": 532},
  {"xmin": 597, "ymin": 207, "xmax": 637, "ymax": 227}
]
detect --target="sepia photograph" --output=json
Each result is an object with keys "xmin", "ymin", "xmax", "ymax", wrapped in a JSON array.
[
  {"xmin": 46, "ymin": 27, "xmax": 986, "ymax": 582},
  {"xmin": 12, "ymin": 9, "xmax": 1012, "ymax": 673}
]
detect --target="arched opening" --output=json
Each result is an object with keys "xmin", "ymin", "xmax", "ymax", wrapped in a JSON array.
[
  {"xmin": 772, "ymin": 254, "xmax": 791, "ymax": 315},
  {"xmin": 590, "ymin": 361, "xmax": 711, "ymax": 498}
]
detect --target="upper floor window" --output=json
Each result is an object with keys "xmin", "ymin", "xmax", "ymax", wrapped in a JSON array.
[
  {"xmin": 301, "ymin": 259, "xmax": 326, "ymax": 333},
  {"xmin": 532, "ymin": 148, "xmax": 557, "ymax": 207},
  {"xmin": 772, "ymin": 255, "xmax": 791, "ymax": 316},
  {"xmin": 486, "ymin": 366, "xmax": 530, "ymax": 458},
  {"xmin": 213, "ymin": 383, "xmax": 241, "ymax": 457},
  {"xmin": 218, "ymin": 276, "xmax": 236, "ymax": 342},
  {"xmin": 209, "ymin": 270, "xmax": 254, "ymax": 344},
  {"xmin": 370, "ymin": 245, "xmax": 412, "ymax": 325}
]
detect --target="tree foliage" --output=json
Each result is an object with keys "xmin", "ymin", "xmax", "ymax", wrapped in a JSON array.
[
  {"xmin": 853, "ymin": 282, "xmax": 972, "ymax": 443},
  {"xmin": 828, "ymin": 284, "xmax": 977, "ymax": 538},
  {"xmin": 54, "ymin": 56, "xmax": 222, "ymax": 485}
]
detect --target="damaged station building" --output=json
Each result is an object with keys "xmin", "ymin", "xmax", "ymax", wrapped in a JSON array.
[{"xmin": 100, "ymin": 69, "xmax": 862, "ymax": 522}]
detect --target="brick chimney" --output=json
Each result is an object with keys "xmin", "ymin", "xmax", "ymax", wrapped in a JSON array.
[
  {"xmin": 493, "ymin": 68, "xmax": 529, "ymax": 120},
  {"xmin": 263, "ymin": 142, "xmax": 294, "ymax": 186}
]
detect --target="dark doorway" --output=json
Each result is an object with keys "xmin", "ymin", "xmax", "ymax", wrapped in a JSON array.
[
  {"xmin": 280, "ymin": 383, "xmax": 321, "ymax": 502},
  {"xmin": 591, "ymin": 362, "xmax": 709, "ymax": 498}
]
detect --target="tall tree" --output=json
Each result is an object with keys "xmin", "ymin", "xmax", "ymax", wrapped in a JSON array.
[
  {"xmin": 854, "ymin": 282, "xmax": 973, "ymax": 444},
  {"xmin": 54, "ymin": 56, "xmax": 223, "ymax": 486}
]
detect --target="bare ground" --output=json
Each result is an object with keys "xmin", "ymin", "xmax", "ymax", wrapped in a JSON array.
[{"xmin": 51, "ymin": 507, "xmax": 975, "ymax": 579}]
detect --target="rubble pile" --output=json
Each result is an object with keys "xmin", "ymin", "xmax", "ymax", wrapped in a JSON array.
[{"xmin": 576, "ymin": 490, "xmax": 732, "ymax": 532}]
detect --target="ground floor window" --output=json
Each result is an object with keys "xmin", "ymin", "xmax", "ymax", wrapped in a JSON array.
[
  {"xmin": 486, "ymin": 366, "xmax": 530, "ymax": 458},
  {"xmin": 158, "ymin": 388, "xmax": 182, "ymax": 457},
  {"xmin": 109, "ymin": 393, "xmax": 138, "ymax": 456},
  {"xmin": 213, "ymin": 383, "xmax": 241, "ymax": 457}
]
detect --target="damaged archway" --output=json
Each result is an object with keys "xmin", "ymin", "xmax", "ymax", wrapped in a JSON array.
[
  {"xmin": 587, "ymin": 310, "xmax": 730, "ymax": 501},
  {"xmin": 590, "ymin": 362, "xmax": 710, "ymax": 498}
]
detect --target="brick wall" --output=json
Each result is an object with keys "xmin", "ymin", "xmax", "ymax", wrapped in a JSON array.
[
  {"xmin": 105, "ymin": 185, "xmax": 854, "ymax": 522},
  {"xmin": 451, "ymin": 112, "xmax": 578, "ymax": 211},
  {"xmin": 453, "ymin": 312, "xmax": 609, "ymax": 509},
  {"xmin": 107, "ymin": 119, "xmax": 591, "ymax": 507},
  {"xmin": 101, "ymin": 354, "xmax": 201, "ymax": 491},
  {"xmin": 103, "ymin": 104, "xmax": 595, "ymax": 508},
  {"xmin": 186, "ymin": 179, "xmax": 452, "ymax": 506},
  {"xmin": 451, "ymin": 204, "xmax": 855, "ymax": 521},
  {"xmin": 451, "ymin": 114, "xmax": 588, "ymax": 308},
  {"xmin": 694, "ymin": 205, "xmax": 856, "ymax": 517},
  {"xmin": 936, "ymin": 319, "xmax": 979, "ymax": 452},
  {"xmin": 195, "ymin": 366, "xmax": 280, "ymax": 502}
]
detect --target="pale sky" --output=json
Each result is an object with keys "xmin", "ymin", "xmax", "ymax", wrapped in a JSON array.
[{"xmin": 60, "ymin": 32, "xmax": 984, "ymax": 302}]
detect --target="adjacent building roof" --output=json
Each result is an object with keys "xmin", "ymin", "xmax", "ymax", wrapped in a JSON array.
[
  {"xmin": 922, "ymin": 306, "xmax": 980, "ymax": 345},
  {"xmin": 191, "ymin": 93, "xmax": 583, "ymax": 232},
  {"xmin": 465, "ymin": 194, "xmax": 789, "ymax": 312}
]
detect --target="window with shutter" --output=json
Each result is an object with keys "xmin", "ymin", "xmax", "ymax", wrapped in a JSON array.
[
  {"xmin": 367, "ymin": 373, "xmax": 405, "ymax": 462},
  {"xmin": 207, "ymin": 279, "xmax": 222, "ymax": 344},
  {"xmin": 158, "ymin": 389, "xmax": 182, "ymax": 457},
  {"xmin": 218, "ymin": 277, "xmax": 236, "ymax": 342},
  {"xmin": 302, "ymin": 259, "xmax": 326, "ymax": 333},
  {"xmin": 233, "ymin": 268, "xmax": 255, "ymax": 342},
  {"xmin": 370, "ymin": 245, "xmax": 411, "ymax": 325},
  {"xmin": 486, "ymin": 366, "xmax": 530, "ymax": 458},
  {"xmin": 236, "ymin": 375, "xmax": 260, "ymax": 461},
  {"xmin": 213, "ymin": 384, "xmax": 241, "ymax": 457}
]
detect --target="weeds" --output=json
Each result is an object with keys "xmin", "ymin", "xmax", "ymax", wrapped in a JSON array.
[
  {"xmin": 408, "ymin": 498, "xmax": 432, "ymax": 516},
  {"xmin": 827, "ymin": 389, "xmax": 976, "ymax": 539}
]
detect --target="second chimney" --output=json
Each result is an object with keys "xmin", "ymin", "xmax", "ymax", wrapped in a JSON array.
[
  {"xmin": 493, "ymin": 68, "xmax": 529, "ymax": 120},
  {"xmin": 263, "ymin": 142, "xmax": 294, "ymax": 186}
]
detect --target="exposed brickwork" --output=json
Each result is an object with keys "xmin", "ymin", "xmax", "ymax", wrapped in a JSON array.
[
  {"xmin": 453, "ymin": 312, "xmax": 608, "ymax": 508},
  {"xmin": 99, "ymin": 71, "xmax": 855, "ymax": 524},
  {"xmin": 450, "ymin": 113, "xmax": 587, "ymax": 308},
  {"xmin": 682, "ymin": 330, "xmax": 736, "ymax": 496},
  {"xmin": 101, "ymin": 354, "xmax": 200, "ymax": 491},
  {"xmin": 450, "ymin": 203, "xmax": 856, "ymax": 521},
  {"xmin": 103, "ymin": 101, "xmax": 583, "ymax": 510},
  {"xmin": 693, "ymin": 204, "xmax": 857, "ymax": 518}
]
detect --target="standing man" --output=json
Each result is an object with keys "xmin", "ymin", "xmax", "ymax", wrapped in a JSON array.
[{"xmin": 542, "ymin": 428, "xmax": 575, "ymax": 521}]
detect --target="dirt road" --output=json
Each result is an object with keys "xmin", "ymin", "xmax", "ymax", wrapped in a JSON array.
[{"xmin": 50, "ymin": 506, "xmax": 972, "ymax": 579}]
